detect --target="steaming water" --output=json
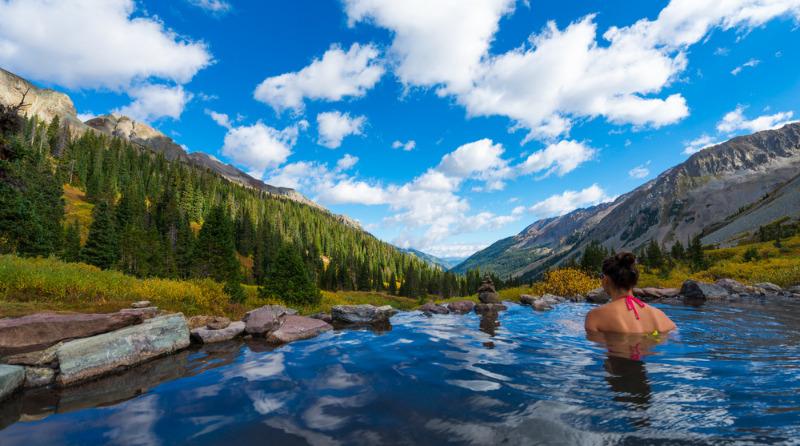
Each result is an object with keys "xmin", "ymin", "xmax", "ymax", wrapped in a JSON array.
[{"xmin": 2, "ymin": 298, "xmax": 800, "ymax": 445}]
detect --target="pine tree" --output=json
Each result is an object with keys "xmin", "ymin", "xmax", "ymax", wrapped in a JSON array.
[
  {"xmin": 688, "ymin": 235, "xmax": 706, "ymax": 272},
  {"xmin": 580, "ymin": 240, "xmax": 608, "ymax": 274},
  {"xmin": 389, "ymin": 271, "xmax": 397, "ymax": 295},
  {"xmin": 81, "ymin": 201, "xmax": 118, "ymax": 269},
  {"xmin": 670, "ymin": 240, "xmax": 685, "ymax": 260},
  {"xmin": 259, "ymin": 244, "xmax": 321, "ymax": 306},
  {"xmin": 644, "ymin": 239, "xmax": 664, "ymax": 271},
  {"xmin": 61, "ymin": 219, "xmax": 82, "ymax": 262},
  {"xmin": 193, "ymin": 205, "xmax": 241, "ymax": 285}
]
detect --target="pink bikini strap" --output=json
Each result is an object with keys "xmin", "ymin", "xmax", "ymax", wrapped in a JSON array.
[{"xmin": 624, "ymin": 295, "xmax": 646, "ymax": 320}]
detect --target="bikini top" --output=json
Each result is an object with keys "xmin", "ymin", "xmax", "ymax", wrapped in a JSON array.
[{"xmin": 624, "ymin": 294, "xmax": 646, "ymax": 320}]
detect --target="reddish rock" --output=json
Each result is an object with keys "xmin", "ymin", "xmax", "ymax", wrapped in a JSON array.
[
  {"xmin": 634, "ymin": 287, "xmax": 680, "ymax": 301},
  {"xmin": 519, "ymin": 294, "xmax": 537, "ymax": 305},
  {"xmin": 447, "ymin": 301, "xmax": 476, "ymax": 314},
  {"xmin": 419, "ymin": 303, "xmax": 449, "ymax": 315},
  {"xmin": 120, "ymin": 307, "xmax": 159, "ymax": 320},
  {"xmin": 267, "ymin": 316, "xmax": 332, "ymax": 344},
  {"xmin": 0, "ymin": 312, "xmax": 143, "ymax": 356},
  {"xmin": 243, "ymin": 305, "xmax": 296, "ymax": 335}
]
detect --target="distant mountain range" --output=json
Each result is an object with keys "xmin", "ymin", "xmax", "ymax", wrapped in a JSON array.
[
  {"xmin": 402, "ymin": 248, "xmax": 465, "ymax": 270},
  {"xmin": 453, "ymin": 122, "xmax": 800, "ymax": 279}
]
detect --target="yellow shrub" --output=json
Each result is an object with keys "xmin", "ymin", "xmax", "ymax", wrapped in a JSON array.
[{"xmin": 531, "ymin": 268, "xmax": 600, "ymax": 297}]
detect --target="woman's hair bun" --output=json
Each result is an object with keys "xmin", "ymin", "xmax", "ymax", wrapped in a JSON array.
[{"xmin": 617, "ymin": 252, "xmax": 636, "ymax": 267}]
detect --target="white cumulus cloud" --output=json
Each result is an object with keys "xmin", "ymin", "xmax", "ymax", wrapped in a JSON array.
[
  {"xmin": 316, "ymin": 111, "xmax": 366, "ymax": 148},
  {"xmin": 392, "ymin": 140, "xmax": 416, "ymax": 151},
  {"xmin": 628, "ymin": 162, "xmax": 651, "ymax": 179},
  {"xmin": 336, "ymin": 154, "xmax": 359, "ymax": 171},
  {"xmin": 519, "ymin": 140, "xmax": 596, "ymax": 177},
  {"xmin": 115, "ymin": 84, "xmax": 192, "ymax": 122},
  {"xmin": 0, "ymin": 0, "xmax": 212, "ymax": 90},
  {"xmin": 683, "ymin": 134, "xmax": 720, "ymax": 155},
  {"xmin": 528, "ymin": 184, "xmax": 613, "ymax": 218},
  {"xmin": 254, "ymin": 43, "xmax": 384, "ymax": 113},
  {"xmin": 716, "ymin": 106, "xmax": 795, "ymax": 134}
]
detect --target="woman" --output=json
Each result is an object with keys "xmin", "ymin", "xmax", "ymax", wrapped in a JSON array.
[{"xmin": 585, "ymin": 252, "xmax": 676, "ymax": 334}]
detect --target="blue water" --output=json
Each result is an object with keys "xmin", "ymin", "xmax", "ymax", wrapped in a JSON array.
[{"xmin": 2, "ymin": 299, "xmax": 800, "ymax": 445}]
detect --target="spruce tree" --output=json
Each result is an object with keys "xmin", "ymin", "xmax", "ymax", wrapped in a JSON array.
[
  {"xmin": 259, "ymin": 244, "xmax": 321, "ymax": 306},
  {"xmin": 688, "ymin": 235, "xmax": 706, "ymax": 272},
  {"xmin": 81, "ymin": 201, "xmax": 118, "ymax": 269},
  {"xmin": 193, "ymin": 205, "xmax": 241, "ymax": 285},
  {"xmin": 61, "ymin": 219, "xmax": 82, "ymax": 262}
]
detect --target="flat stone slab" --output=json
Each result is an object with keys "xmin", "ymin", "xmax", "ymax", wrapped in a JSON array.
[
  {"xmin": 0, "ymin": 311, "xmax": 143, "ymax": 355},
  {"xmin": 0, "ymin": 364, "xmax": 25, "ymax": 401},
  {"xmin": 332, "ymin": 304, "xmax": 396, "ymax": 325},
  {"xmin": 267, "ymin": 316, "xmax": 332, "ymax": 344},
  {"xmin": 120, "ymin": 307, "xmax": 159, "ymax": 320},
  {"xmin": 56, "ymin": 314, "xmax": 190, "ymax": 386},
  {"xmin": 3, "ymin": 342, "xmax": 61, "ymax": 367},
  {"xmin": 447, "ymin": 301, "xmax": 475, "ymax": 314},
  {"xmin": 131, "ymin": 300, "xmax": 152, "ymax": 309},
  {"xmin": 191, "ymin": 321, "xmax": 245, "ymax": 344}
]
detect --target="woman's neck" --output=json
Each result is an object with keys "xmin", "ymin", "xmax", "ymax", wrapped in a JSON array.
[{"xmin": 609, "ymin": 289, "xmax": 634, "ymax": 301}]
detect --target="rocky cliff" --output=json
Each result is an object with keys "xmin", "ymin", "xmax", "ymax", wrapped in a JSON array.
[{"xmin": 454, "ymin": 122, "xmax": 800, "ymax": 279}]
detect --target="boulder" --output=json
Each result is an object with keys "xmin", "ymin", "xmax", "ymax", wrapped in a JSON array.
[
  {"xmin": 0, "ymin": 311, "xmax": 143, "ymax": 355},
  {"xmin": 331, "ymin": 304, "xmax": 396, "ymax": 325},
  {"xmin": 519, "ymin": 294, "xmax": 537, "ymax": 305},
  {"xmin": 788, "ymin": 285, "xmax": 800, "ymax": 294},
  {"xmin": 634, "ymin": 287, "xmax": 681, "ymax": 300},
  {"xmin": 419, "ymin": 303, "xmax": 449, "ymax": 315},
  {"xmin": 310, "ymin": 312, "xmax": 333, "ymax": 324},
  {"xmin": 120, "ymin": 307, "xmax": 159, "ymax": 320},
  {"xmin": 243, "ymin": 305, "xmax": 296, "ymax": 336},
  {"xmin": 447, "ymin": 301, "xmax": 476, "ymax": 314},
  {"xmin": 754, "ymin": 282, "xmax": 783, "ymax": 294},
  {"xmin": 0, "ymin": 364, "xmax": 25, "ymax": 401},
  {"xmin": 131, "ymin": 300, "xmax": 152, "ymax": 309},
  {"xmin": 23, "ymin": 367, "xmax": 54, "ymax": 388},
  {"xmin": 474, "ymin": 303, "xmax": 507, "ymax": 314},
  {"xmin": 533, "ymin": 294, "xmax": 564, "ymax": 311},
  {"xmin": 187, "ymin": 315, "xmax": 215, "ymax": 330},
  {"xmin": 3, "ymin": 342, "xmax": 61, "ymax": 367},
  {"xmin": 680, "ymin": 280, "xmax": 729, "ymax": 302},
  {"xmin": 267, "ymin": 316, "xmax": 332, "ymax": 344},
  {"xmin": 206, "ymin": 316, "xmax": 231, "ymax": 330},
  {"xmin": 56, "ymin": 314, "xmax": 190, "ymax": 386},
  {"xmin": 714, "ymin": 279, "xmax": 749, "ymax": 295},
  {"xmin": 477, "ymin": 278, "xmax": 500, "ymax": 303},
  {"xmin": 190, "ymin": 321, "xmax": 245, "ymax": 344},
  {"xmin": 586, "ymin": 288, "xmax": 611, "ymax": 304}
]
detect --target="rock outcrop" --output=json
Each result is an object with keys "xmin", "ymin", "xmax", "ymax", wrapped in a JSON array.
[
  {"xmin": 0, "ymin": 311, "xmax": 143, "ymax": 355},
  {"xmin": 586, "ymin": 288, "xmax": 611, "ymax": 304},
  {"xmin": 243, "ymin": 305, "xmax": 296, "ymax": 335},
  {"xmin": 680, "ymin": 280, "xmax": 729, "ymax": 302},
  {"xmin": 519, "ymin": 294, "xmax": 537, "ymax": 305},
  {"xmin": 267, "ymin": 316, "xmax": 332, "ymax": 344},
  {"xmin": 190, "ymin": 321, "xmax": 245, "ymax": 344},
  {"xmin": 2, "ymin": 342, "xmax": 61, "ymax": 367},
  {"xmin": 754, "ymin": 282, "xmax": 782, "ymax": 294},
  {"xmin": 331, "ymin": 304, "xmax": 396, "ymax": 325},
  {"xmin": 634, "ymin": 287, "xmax": 680, "ymax": 300},
  {"xmin": 0, "ymin": 364, "xmax": 25, "ymax": 401},
  {"xmin": 477, "ymin": 277, "xmax": 500, "ymax": 303},
  {"xmin": 56, "ymin": 314, "xmax": 190, "ymax": 386},
  {"xmin": 446, "ymin": 301, "xmax": 476, "ymax": 314}
]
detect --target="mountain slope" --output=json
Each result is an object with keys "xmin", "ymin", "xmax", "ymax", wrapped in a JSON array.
[
  {"xmin": 402, "ymin": 248, "xmax": 465, "ymax": 270},
  {"xmin": 455, "ymin": 122, "xmax": 800, "ymax": 279}
]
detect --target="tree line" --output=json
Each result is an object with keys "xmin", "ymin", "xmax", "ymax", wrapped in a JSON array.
[{"xmin": 0, "ymin": 106, "xmax": 477, "ymax": 305}]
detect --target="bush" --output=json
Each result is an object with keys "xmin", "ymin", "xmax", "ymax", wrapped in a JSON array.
[
  {"xmin": 743, "ymin": 246, "xmax": 759, "ymax": 262},
  {"xmin": 531, "ymin": 268, "xmax": 600, "ymax": 297}
]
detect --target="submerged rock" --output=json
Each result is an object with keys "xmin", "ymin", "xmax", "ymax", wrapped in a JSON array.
[
  {"xmin": 0, "ymin": 311, "xmax": 143, "ymax": 355},
  {"xmin": 331, "ymin": 304, "xmax": 396, "ymax": 325},
  {"xmin": 447, "ymin": 301, "xmax": 476, "ymax": 314},
  {"xmin": 477, "ymin": 277, "xmax": 500, "ymax": 303},
  {"xmin": 243, "ymin": 305, "xmax": 296, "ymax": 336},
  {"xmin": 586, "ymin": 288, "xmax": 610, "ymax": 304},
  {"xmin": 681, "ymin": 280, "xmax": 729, "ymax": 302},
  {"xmin": 0, "ymin": 364, "xmax": 24, "ymax": 401},
  {"xmin": 56, "ymin": 314, "xmax": 190, "ymax": 386},
  {"xmin": 419, "ymin": 303, "xmax": 449, "ymax": 315},
  {"xmin": 131, "ymin": 301, "xmax": 152, "ymax": 309},
  {"xmin": 474, "ymin": 303, "xmax": 507, "ymax": 314},
  {"xmin": 23, "ymin": 367, "xmax": 54, "ymax": 388},
  {"xmin": 267, "ymin": 316, "xmax": 332, "ymax": 344},
  {"xmin": 190, "ymin": 321, "xmax": 245, "ymax": 344}
]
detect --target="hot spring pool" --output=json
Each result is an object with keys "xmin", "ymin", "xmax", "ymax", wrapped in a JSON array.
[{"xmin": 1, "ymin": 298, "xmax": 799, "ymax": 445}]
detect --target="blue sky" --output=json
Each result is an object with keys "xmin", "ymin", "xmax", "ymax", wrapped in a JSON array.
[{"xmin": 1, "ymin": 0, "xmax": 799, "ymax": 258}]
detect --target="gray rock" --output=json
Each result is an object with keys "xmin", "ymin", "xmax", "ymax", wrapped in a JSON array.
[
  {"xmin": 309, "ymin": 312, "xmax": 333, "ymax": 324},
  {"xmin": 3, "ymin": 342, "xmax": 61, "ymax": 367},
  {"xmin": 0, "ymin": 364, "xmax": 24, "ymax": 401},
  {"xmin": 120, "ymin": 307, "xmax": 159, "ymax": 320},
  {"xmin": 131, "ymin": 300, "xmax": 152, "ymax": 309},
  {"xmin": 634, "ymin": 287, "xmax": 681, "ymax": 300},
  {"xmin": 267, "ymin": 316, "xmax": 332, "ymax": 344},
  {"xmin": 206, "ymin": 316, "xmax": 231, "ymax": 330},
  {"xmin": 243, "ymin": 305, "xmax": 295, "ymax": 335},
  {"xmin": 331, "ymin": 304, "xmax": 396, "ymax": 325},
  {"xmin": 533, "ymin": 300, "xmax": 552, "ymax": 311},
  {"xmin": 446, "ymin": 301, "xmax": 476, "ymax": 314},
  {"xmin": 788, "ymin": 285, "xmax": 800, "ymax": 294},
  {"xmin": 681, "ymin": 280, "xmax": 730, "ymax": 302},
  {"xmin": 56, "ymin": 314, "xmax": 190, "ymax": 386},
  {"xmin": 477, "ymin": 278, "xmax": 500, "ymax": 303},
  {"xmin": 714, "ymin": 279, "xmax": 749, "ymax": 295},
  {"xmin": 190, "ymin": 321, "xmax": 245, "ymax": 344},
  {"xmin": 474, "ymin": 303, "xmax": 507, "ymax": 314},
  {"xmin": 0, "ymin": 311, "xmax": 143, "ymax": 356},
  {"xmin": 586, "ymin": 288, "xmax": 611, "ymax": 304},
  {"xmin": 419, "ymin": 303, "xmax": 449, "ymax": 315},
  {"xmin": 23, "ymin": 367, "xmax": 54, "ymax": 388},
  {"xmin": 754, "ymin": 282, "xmax": 783, "ymax": 294},
  {"xmin": 519, "ymin": 294, "xmax": 537, "ymax": 305}
]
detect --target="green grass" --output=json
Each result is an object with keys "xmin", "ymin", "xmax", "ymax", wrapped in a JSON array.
[{"xmin": 62, "ymin": 184, "xmax": 93, "ymax": 242}]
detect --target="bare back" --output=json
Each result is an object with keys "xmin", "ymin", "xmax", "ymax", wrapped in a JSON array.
[{"xmin": 585, "ymin": 298, "xmax": 676, "ymax": 334}]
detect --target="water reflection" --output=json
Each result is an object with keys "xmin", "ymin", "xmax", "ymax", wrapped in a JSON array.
[{"xmin": 478, "ymin": 312, "xmax": 500, "ymax": 336}]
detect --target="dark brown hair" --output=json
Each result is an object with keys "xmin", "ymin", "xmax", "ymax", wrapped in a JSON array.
[{"xmin": 602, "ymin": 252, "xmax": 639, "ymax": 290}]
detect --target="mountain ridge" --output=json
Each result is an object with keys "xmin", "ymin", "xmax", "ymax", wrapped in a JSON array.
[{"xmin": 454, "ymin": 122, "xmax": 800, "ymax": 279}]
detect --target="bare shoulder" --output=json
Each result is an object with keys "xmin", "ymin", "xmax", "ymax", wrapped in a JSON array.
[
  {"xmin": 647, "ymin": 305, "xmax": 677, "ymax": 331},
  {"xmin": 585, "ymin": 304, "xmax": 612, "ymax": 331}
]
